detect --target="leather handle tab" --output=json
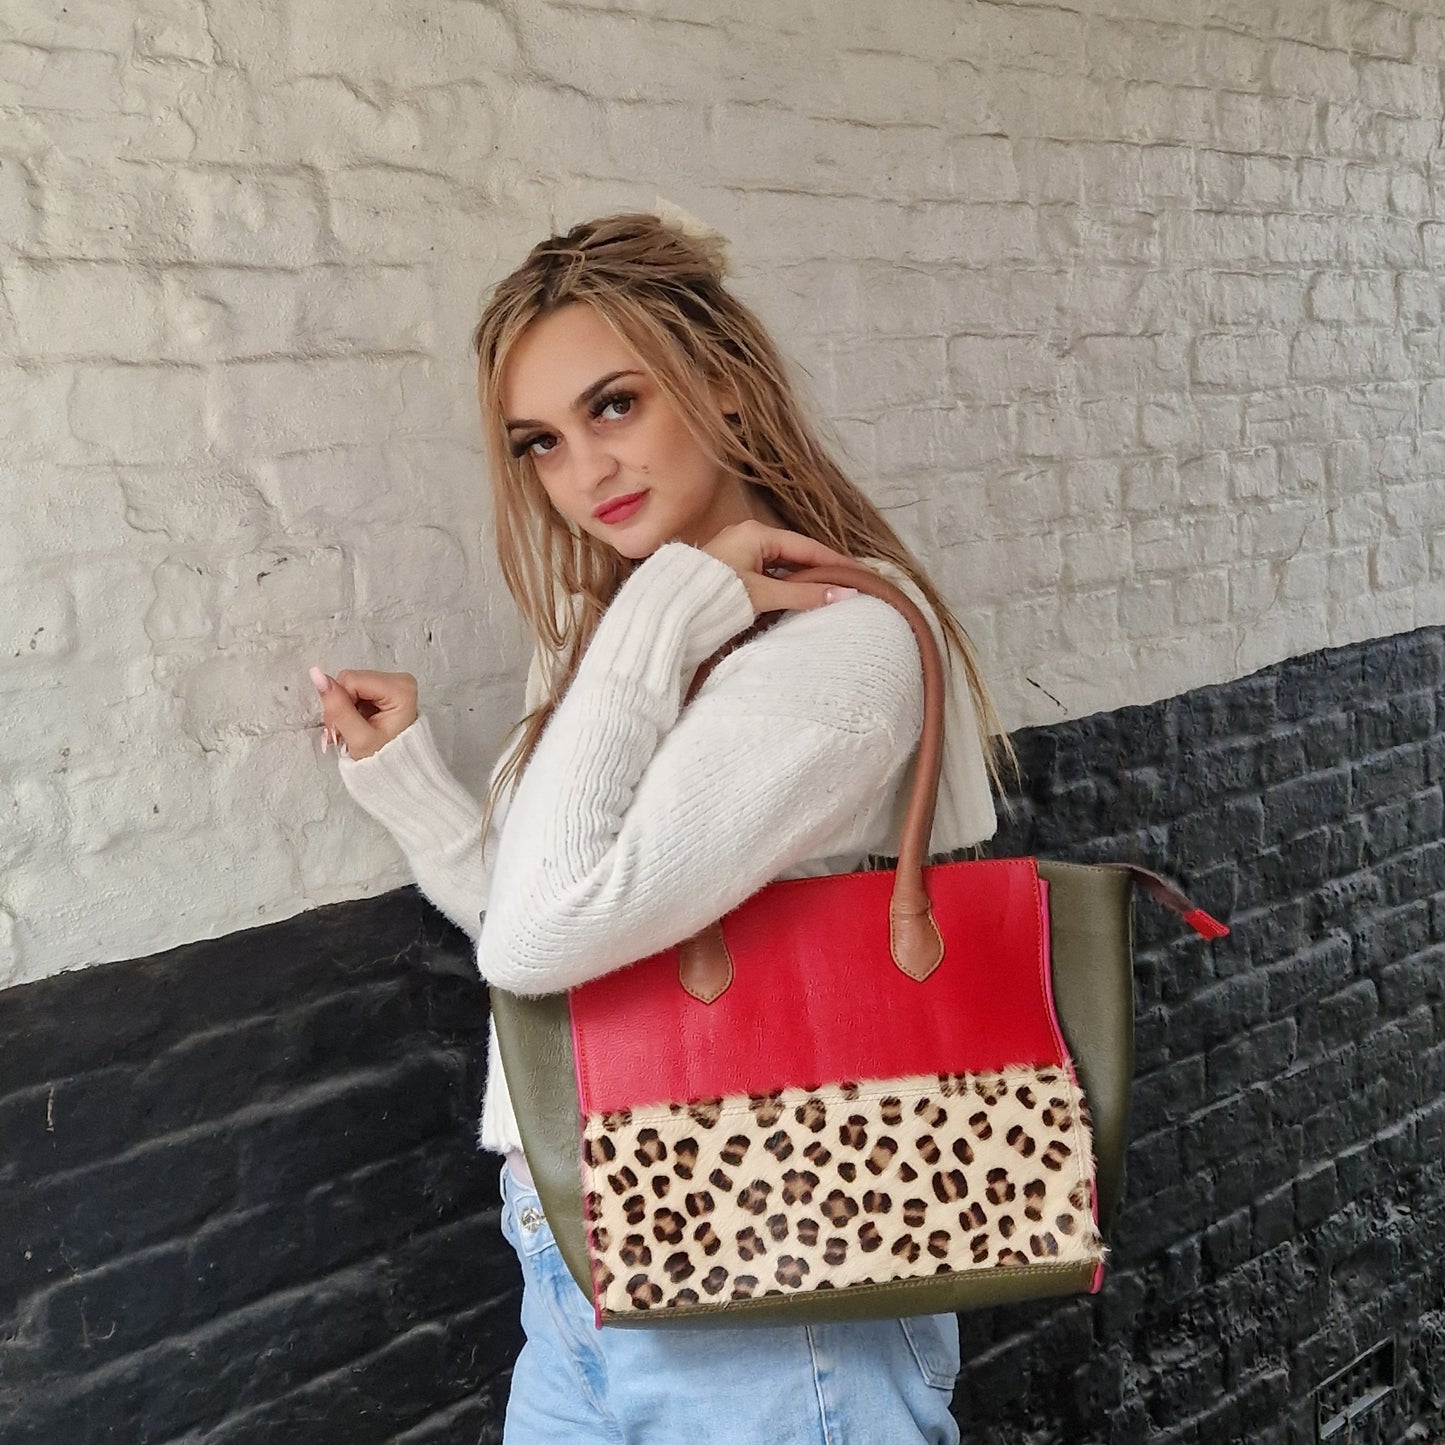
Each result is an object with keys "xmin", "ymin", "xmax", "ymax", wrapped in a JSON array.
[
  {"xmin": 678, "ymin": 920, "xmax": 734, "ymax": 1004},
  {"xmin": 674, "ymin": 561, "xmax": 950, "ymax": 999},
  {"xmin": 889, "ymin": 872, "xmax": 946, "ymax": 982},
  {"xmin": 1103, "ymin": 863, "xmax": 1230, "ymax": 939}
]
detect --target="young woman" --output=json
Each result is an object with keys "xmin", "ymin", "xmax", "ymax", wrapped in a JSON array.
[{"xmin": 310, "ymin": 212, "xmax": 1007, "ymax": 1443}]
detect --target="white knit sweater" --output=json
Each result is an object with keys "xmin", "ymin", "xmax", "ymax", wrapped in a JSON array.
[{"xmin": 337, "ymin": 540, "xmax": 997, "ymax": 1155}]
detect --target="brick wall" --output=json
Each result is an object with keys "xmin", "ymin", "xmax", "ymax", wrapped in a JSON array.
[
  {"xmin": 4, "ymin": 2, "xmax": 1444, "ymax": 1436},
  {"xmin": 0, "ymin": 896, "xmax": 520, "ymax": 1444},
  {"xmin": 5, "ymin": 0, "xmax": 1445, "ymax": 986},
  {"xmin": 962, "ymin": 625, "xmax": 1445, "ymax": 1445},
  {"xmin": 3, "ymin": 625, "xmax": 1441, "ymax": 1442}
]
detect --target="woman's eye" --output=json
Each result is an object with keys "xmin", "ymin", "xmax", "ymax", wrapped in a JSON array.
[
  {"xmin": 595, "ymin": 392, "xmax": 634, "ymax": 421},
  {"xmin": 510, "ymin": 393, "xmax": 633, "ymax": 459},
  {"xmin": 512, "ymin": 433, "xmax": 556, "ymax": 459}
]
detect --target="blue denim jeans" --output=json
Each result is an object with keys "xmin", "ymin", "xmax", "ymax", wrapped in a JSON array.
[{"xmin": 499, "ymin": 1161, "xmax": 962, "ymax": 1444}]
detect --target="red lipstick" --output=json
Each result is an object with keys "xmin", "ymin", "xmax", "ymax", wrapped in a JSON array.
[{"xmin": 594, "ymin": 491, "xmax": 648, "ymax": 524}]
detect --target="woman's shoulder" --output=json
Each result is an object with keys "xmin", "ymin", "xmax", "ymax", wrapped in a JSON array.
[
  {"xmin": 770, "ymin": 557, "xmax": 919, "ymax": 647},
  {"xmin": 703, "ymin": 562, "xmax": 923, "ymax": 735},
  {"xmin": 766, "ymin": 554, "xmax": 931, "ymax": 654}
]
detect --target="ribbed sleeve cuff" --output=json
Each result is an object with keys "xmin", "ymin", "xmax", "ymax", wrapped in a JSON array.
[
  {"xmin": 336, "ymin": 714, "xmax": 484, "ymax": 858},
  {"xmin": 590, "ymin": 541, "xmax": 755, "ymax": 695}
]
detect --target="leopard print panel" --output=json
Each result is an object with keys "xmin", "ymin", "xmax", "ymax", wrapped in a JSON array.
[{"xmin": 579, "ymin": 1066, "xmax": 1105, "ymax": 1317}]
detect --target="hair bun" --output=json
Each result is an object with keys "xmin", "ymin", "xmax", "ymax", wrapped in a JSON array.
[{"xmin": 652, "ymin": 195, "xmax": 732, "ymax": 279}]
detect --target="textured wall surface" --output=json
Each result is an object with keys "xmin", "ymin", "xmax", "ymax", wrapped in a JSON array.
[
  {"xmin": 2, "ymin": 626, "xmax": 1441, "ymax": 1443},
  {"xmin": 0, "ymin": 895, "xmax": 519, "ymax": 1444},
  {"xmin": 967, "ymin": 626, "xmax": 1445, "ymax": 1445},
  {"xmin": 4, "ymin": 4, "xmax": 1445, "ymax": 974}
]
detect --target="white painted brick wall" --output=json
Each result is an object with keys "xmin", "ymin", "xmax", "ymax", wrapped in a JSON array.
[{"xmin": 3, "ymin": 0, "xmax": 1445, "ymax": 985}]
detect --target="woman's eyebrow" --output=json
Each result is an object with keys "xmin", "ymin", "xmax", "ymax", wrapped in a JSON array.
[{"xmin": 505, "ymin": 370, "xmax": 644, "ymax": 432}]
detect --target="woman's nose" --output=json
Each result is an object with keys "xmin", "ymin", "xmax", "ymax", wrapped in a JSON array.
[{"xmin": 569, "ymin": 432, "xmax": 619, "ymax": 492}]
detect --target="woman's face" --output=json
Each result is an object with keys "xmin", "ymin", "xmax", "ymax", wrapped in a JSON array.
[{"xmin": 498, "ymin": 301, "xmax": 747, "ymax": 560}]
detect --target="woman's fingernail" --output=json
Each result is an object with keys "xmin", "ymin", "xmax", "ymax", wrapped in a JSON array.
[
  {"xmin": 825, "ymin": 587, "xmax": 858, "ymax": 604},
  {"xmin": 309, "ymin": 666, "xmax": 330, "ymax": 694},
  {"xmin": 321, "ymin": 727, "xmax": 330, "ymax": 754}
]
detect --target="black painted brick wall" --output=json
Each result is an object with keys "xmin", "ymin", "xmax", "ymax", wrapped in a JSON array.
[
  {"xmin": 0, "ymin": 900, "xmax": 520, "ymax": 1444},
  {"xmin": 1, "ymin": 624, "xmax": 1442, "ymax": 1443},
  {"xmin": 962, "ymin": 625, "xmax": 1445, "ymax": 1445}
]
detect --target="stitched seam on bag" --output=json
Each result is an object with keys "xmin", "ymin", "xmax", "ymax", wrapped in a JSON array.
[
  {"xmin": 597, "ymin": 1258, "xmax": 1101, "ymax": 1322},
  {"xmin": 762, "ymin": 851, "xmax": 1038, "ymax": 898},
  {"xmin": 590, "ymin": 1066, "xmax": 1080, "ymax": 1124},
  {"xmin": 1032, "ymin": 871, "xmax": 1104, "ymax": 1250},
  {"xmin": 569, "ymin": 996, "xmax": 596, "ymax": 1117}
]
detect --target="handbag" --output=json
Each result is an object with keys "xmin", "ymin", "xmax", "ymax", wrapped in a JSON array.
[{"xmin": 489, "ymin": 560, "xmax": 1227, "ymax": 1328}]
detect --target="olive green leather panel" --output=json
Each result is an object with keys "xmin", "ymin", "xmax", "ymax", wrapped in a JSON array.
[
  {"xmin": 599, "ymin": 1259, "xmax": 1101, "ymax": 1329},
  {"xmin": 487, "ymin": 986, "xmax": 596, "ymax": 1299},
  {"xmin": 1036, "ymin": 860, "xmax": 1135, "ymax": 1234}
]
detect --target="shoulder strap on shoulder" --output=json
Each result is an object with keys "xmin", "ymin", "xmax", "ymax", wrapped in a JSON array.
[{"xmin": 683, "ymin": 609, "xmax": 788, "ymax": 706}]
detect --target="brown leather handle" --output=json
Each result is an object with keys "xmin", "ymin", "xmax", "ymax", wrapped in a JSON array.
[{"xmin": 677, "ymin": 561, "xmax": 949, "ymax": 1001}]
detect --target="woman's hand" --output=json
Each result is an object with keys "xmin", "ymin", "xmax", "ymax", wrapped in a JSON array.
[
  {"xmin": 700, "ymin": 520, "xmax": 862, "ymax": 613},
  {"xmin": 309, "ymin": 665, "xmax": 418, "ymax": 761}
]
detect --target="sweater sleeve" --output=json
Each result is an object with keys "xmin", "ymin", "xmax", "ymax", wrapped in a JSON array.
[
  {"xmin": 333, "ymin": 639, "xmax": 554, "ymax": 943},
  {"xmin": 333, "ymin": 714, "xmax": 495, "ymax": 942},
  {"xmin": 475, "ymin": 540, "xmax": 926, "ymax": 996}
]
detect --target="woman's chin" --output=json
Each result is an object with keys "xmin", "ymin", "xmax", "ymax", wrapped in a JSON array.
[
  {"xmin": 602, "ymin": 520, "xmax": 681, "ymax": 561},
  {"xmin": 608, "ymin": 535, "xmax": 660, "ymax": 561}
]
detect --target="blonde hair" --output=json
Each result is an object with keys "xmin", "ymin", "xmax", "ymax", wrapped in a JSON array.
[{"xmin": 472, "ymin": 211, "xmax": 1012, "ymax": 845}]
